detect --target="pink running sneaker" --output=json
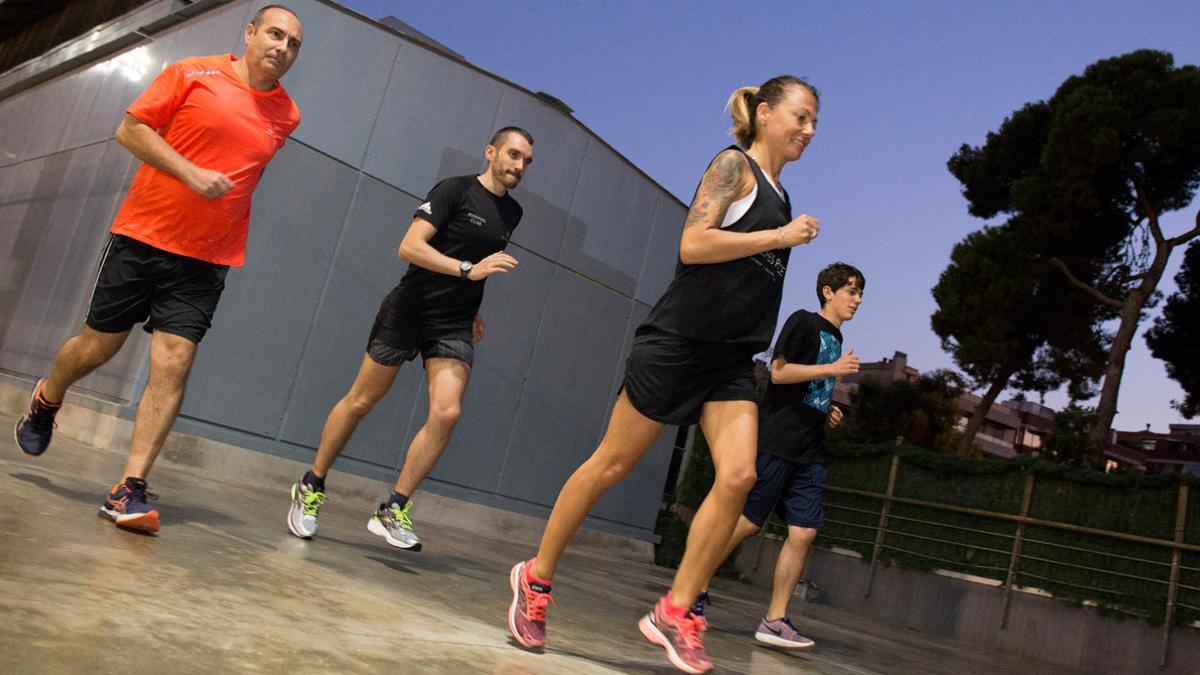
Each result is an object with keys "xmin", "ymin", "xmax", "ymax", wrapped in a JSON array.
[
  {"xmin": 509, "ymin": 558, "xmax": 553, "ymax": 648},
  {"xmin": 638, "ymin": 594, "xmax": 713, "ymax": 673},
  {"xmin": 754, "ymin": 616, "xmax": 815, "ymax": 649}
]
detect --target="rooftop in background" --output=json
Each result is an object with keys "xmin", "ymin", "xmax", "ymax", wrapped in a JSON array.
[
  {"xmin": 1115, "ymin": 427, "xmax": 1200, "ymax": 475},
  {"xmin": 1005, "ymin": 399, "xmax": 1057, "ymax": 420},
  {"xmin": 842, "ymin": 350, "xmax": 920, "ymax": 387},
  {"xmin": 1170, "ymin": 423, "xmax": 1200, "ymax": 436},
  {"xmin": 377, "ymin": 15, "xmax": 462, "ymax": 60}
]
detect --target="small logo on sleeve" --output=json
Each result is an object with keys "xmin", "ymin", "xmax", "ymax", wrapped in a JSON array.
[
  {"xmin": 418, "ymin": 202, "xmax": 432, "ymax": 215},
  {"xmin": 802, "ymin": 331, "xmax": 842, "ymax": 413}
]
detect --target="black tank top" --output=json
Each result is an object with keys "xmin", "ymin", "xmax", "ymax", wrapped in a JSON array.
[{"xmin": 642, "ymin": 145, "xmax": 793, "ymax": 349}]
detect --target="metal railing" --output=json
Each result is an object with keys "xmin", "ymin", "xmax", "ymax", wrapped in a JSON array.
[{"xmin": 762, "ymin": 453, "xmax": 1196, "ymax": 668}]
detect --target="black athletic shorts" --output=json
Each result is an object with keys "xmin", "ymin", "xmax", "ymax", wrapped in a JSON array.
[
  {"xmin": 743, "ymin": 455, "xmax": 826, "ymax": 529},
  {"xmin": 366, "ymin": 334, "xmax": 474, "ymax": 368},
  {"xmin": 85, "ymin": 234, "xmax": 229, "ymax": 344},
  {"xmin": 366, "ymin": 293, "xmax": 474, "ymax": 368},
  {"xmin": 621, "ymin": 327, "xmax": 759, "ymax": 426}
]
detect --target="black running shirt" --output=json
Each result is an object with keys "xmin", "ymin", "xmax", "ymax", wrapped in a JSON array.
[
  {"xmin": 759, "ymin": 310, "xmax": 843, "ymax": 464},
  {"xmin": 642, "ymin": 146, "xmax": 792, "ymax": 351},
  {"xmin": 389, "ymin": 175, "xmax": 522, "ymax": 342}
]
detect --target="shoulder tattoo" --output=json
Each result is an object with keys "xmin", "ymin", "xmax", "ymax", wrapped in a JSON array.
[{"xmin": 683, "ymin": 150, "xmax": 747, "ymax": 230}]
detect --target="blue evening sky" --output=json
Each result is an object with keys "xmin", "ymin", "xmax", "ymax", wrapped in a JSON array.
[{"xmin": 339, "ymin": 0, "xmax": 1200, "ymax": 433}]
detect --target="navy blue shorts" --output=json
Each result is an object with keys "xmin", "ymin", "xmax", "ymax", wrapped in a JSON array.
[{"xmin": 742, "ymin": 454, "xmax": 826, "ymax": 529}]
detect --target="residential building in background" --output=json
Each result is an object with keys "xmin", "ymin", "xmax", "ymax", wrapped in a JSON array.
[
  {"xmin": 1114, "ymin": 424, "xmax": 1200, "ymax": 476},
  {"xmin": 839, "ymin": 350, "xmax": 1193, "ymax": 473}
]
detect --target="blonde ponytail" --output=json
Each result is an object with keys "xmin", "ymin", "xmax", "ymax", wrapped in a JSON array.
[
  {"xmin": 725, "ymin": 76, "xmax": 820, "ymax": 147},
  {"xmin": 726, "ymin": 86, "xmax": 760, "ymax": 147}
]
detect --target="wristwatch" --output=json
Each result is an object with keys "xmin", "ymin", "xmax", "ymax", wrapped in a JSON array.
[{"xmin": 459, "ymin": 260, "xmax": 473, "ymax": 279}]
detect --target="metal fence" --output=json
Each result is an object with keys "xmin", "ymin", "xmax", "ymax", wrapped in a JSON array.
[{"xmin": 763, "ymin": 453, "xmax": 1198, "ymax": 667}]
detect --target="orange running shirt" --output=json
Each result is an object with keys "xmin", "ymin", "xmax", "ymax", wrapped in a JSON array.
[{"xmin": 110, "ymin": 54, "xmax": 301, "ymax": 266}]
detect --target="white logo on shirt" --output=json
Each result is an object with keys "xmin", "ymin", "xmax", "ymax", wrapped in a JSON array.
[
  {"xmin": 751, "ymin": 250, "xmax": 788, "ymax": 279},
  {"xmin": 418, "ymin": 202, "xmax": 432, "ymax": 215},
  {"xmin": 183, "ymin": 69, "xmax": 221, "ymax": 78},
  {"xmin": 467, "ymin": 212, "xmax": 486, "ymax": 227}
]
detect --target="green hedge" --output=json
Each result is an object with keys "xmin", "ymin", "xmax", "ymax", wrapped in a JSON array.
[
  {"xmin": 659, "ymin": 436, "xmax": 1200, "ymax": 626},
  {"xmin": 820, "ymin": 443, "xmax": 1200, "ymax": 626}
]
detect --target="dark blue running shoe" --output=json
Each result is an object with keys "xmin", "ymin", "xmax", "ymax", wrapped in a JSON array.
[
  {"xmin": 98, "ymin": 477, "xmax": 160, "ymax": 533},
  {"xmin": 691, "ymin": 591, "xmax": 710, "ymax": 632},
  {"xmin": 14, "ymin": 378, "xmax": 60, "ymax": 456}
]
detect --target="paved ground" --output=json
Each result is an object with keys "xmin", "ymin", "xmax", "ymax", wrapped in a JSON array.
[{"xmin": 1, "ymin": 411, "xmax": 1067, "ymax": 674}]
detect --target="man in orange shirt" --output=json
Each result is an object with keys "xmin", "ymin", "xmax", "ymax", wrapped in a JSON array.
[{"xmin": 14, "ymin": 5, "xmax": 303, "ymax": 534}]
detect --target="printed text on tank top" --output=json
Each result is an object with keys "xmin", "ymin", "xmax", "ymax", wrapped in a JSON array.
[{"xmin": 739, "ymin": 155, "xmax": 789, "ymax": 281}]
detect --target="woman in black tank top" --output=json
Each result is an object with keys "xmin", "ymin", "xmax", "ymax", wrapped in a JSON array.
[{"xmin": 508, "ymin": 76, "xmax": 822, "ymax": 672}]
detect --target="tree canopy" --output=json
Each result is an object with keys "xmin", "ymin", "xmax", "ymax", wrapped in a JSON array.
[
  {"xmin": 945, "ymin": 49, "xmax": 1200, "ymax": 443},
  {"xmin": 932, "ymin": 218, "xmax": 1111, "ymax": 453},
  {"xmin": 1145, "ymin": 241, "xmax": 1200, "ymax": 418},
  {"xmin": 834, "ymin": 370, "xmax": 967, "ymax": 455}
]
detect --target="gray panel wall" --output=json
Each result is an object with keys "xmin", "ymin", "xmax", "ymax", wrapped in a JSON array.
[
  {"xmin": 178, "ymin": 142, "xmax": 360, "ymax": 435},
  {"xmin": 0, "ymin": 0, "xmax": 688, "ymax": 539},
  {"xmin": 498, "ymin": 90, "xmax": 589, "ymax": 259},
  {"xmin": 275, "ymin": 174, "xmax": 430, "ymax": 469}
]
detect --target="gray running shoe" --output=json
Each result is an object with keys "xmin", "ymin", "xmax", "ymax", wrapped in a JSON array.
[
  {"xmin": 367, "ymin": 500, "xmax": 422, "ymax": 551},
  {"xmin": 754, "ymin": 616, "xmax": 815, "ymax": 650},
  {"xmin": 287, "ymin": 481, "xmax": 326, "ymax": 539}
]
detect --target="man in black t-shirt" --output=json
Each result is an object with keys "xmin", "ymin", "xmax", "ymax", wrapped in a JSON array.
[
  {"xmin": 284, "ymin": 127, "xmax": 534, "ymax": 550},
  {"xmin": 695, "ymin": 262, "xmax": 865, "ymax": 650}
]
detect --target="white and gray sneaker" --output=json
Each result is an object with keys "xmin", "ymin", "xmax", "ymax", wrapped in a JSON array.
[
  {"xmin": 754, "ymin": 616, "xmax": 815, "ymax": 650},
  {"xmin": 367, "ymin": 500, "xmax": 422, "ymax": 551},
  {"xmin": 287, "ymin": 481, "xmax": 326, "ymax": 539}
]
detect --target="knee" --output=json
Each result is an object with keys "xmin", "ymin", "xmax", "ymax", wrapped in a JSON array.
[
  {"xmin": 428, "ymin": 401, "xmax": 461, "ymax": 430},
  {"xmin": 344, "ymin": 391, "xmax": 381, "ymax": 418},
  {"xmin": 715, "ymin": 465, "xmax": 757, "ymax": 496},
  {"xmin": 151, "ymin": 343, "xmax": 194, "ymax": 381},
  {"xmin": 787, "ymin": 526, "xmax": 818, "ymax": 548},
  {"xmin": 588, "ymin": 455, "xmax": 636, "ymax": 488},
  {"xmin": 76, "ymin": 332, "xmax": 121, "ymax": 363},
  {"xmin": 80, "ymin": 344, "xmax": 112, "ymax": 367},
  {"xmin": 599, "ymin": 461, "xmax": 634, "ymax": 487}
]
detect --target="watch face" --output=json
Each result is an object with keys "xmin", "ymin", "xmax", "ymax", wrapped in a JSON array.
[{"xmin": 460, "ymin": 261, "xmax": 472, "ymax": 271}]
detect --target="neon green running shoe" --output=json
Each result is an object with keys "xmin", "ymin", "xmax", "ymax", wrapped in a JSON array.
[
  {"xmin": 287, "ymin": 481, "xmax": 327, "ymax": 539},
  {"xmin": 367, "ymin": 500, "xmax": 422, "ymax": 551}
]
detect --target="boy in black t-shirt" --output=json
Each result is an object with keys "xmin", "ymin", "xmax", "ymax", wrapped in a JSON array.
[
  {"xmin": 695, "ymin": 262, "xmax": 864, "ymax": 650},
  {"xmin": 284, "ymin": 128, "xmax": 534, "ymax": 550}
]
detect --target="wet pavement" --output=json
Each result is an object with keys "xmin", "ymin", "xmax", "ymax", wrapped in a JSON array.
[{"xmin": 1, "ymin": 411, "xmax": 1066, "ymax": 674}]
